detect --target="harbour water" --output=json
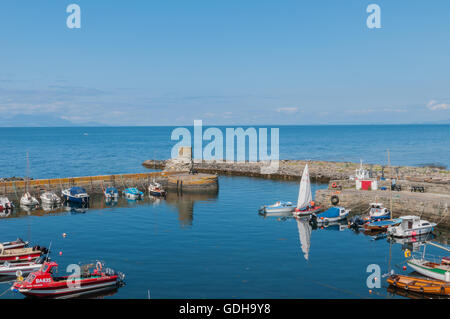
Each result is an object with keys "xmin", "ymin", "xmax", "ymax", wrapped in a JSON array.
[
  {"xmin": 0, "ymin": 176, "xmax": 446, "ymax": 299},
  {"xmin": 0, "ymin": 125, "xmax": 448, "ymax": 299}
]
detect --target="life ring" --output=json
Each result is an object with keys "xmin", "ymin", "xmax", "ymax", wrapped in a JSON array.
[
  {"xmin": 404, "ymin": 249, "xmax": 411, "ymax": 258},
  {"xmin": 96, "ymin": 261, "xmax": 102, "ymax": 272},
  {"xmin": 330, "ymin": 195, "xmax": 339, "ymax": 206},
  {"xmin": 331, "ymin": 182, "xmax": 337, "ymax": 188}
]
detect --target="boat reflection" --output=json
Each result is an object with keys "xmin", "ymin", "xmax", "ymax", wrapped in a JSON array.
[
  {"xmin": 387, "ymin": 233, "xmax": 435, "ymax": 253},
  {"xmin": 296, "ymin": 217, "xmax": 312, "ymax": 261},
  {"xmin": 1, "ymin": 191, "xmax": 218, "ymax": 227}
]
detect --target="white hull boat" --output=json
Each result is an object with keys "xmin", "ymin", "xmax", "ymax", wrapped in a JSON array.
[
  {"xmin": 20, "ymin": 192, "xmax": 39, "ymax": 207},
  {"xmin": 407, "ymin": 257, "xmax": 450, "ymax": 282},
  {"xmin": 0, "ymin": 257, "xmax": 47, "ymax": 276},
  {"xmin": 259, "ymin": 201, "xmax": 294, "ymax": 215},
  {"xmin": 369, "ymin": 202, "xmax": 390, "ymax": 219},
  {"xmin": 2, "ymin": 239, "xmax": 28, "ymax": 250},
  {"xmin": 0, "ymin": 197, "xmax": 14, "ymax": 211},
  {"xmin": 387, "ymin": 215, "xmax": 436, "ymax": 237},
  {"xmin": 40, "ymin": 192, "xmax": 61, "ymax": 205}
]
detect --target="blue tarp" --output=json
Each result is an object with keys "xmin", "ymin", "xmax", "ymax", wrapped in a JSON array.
[
  {"xmin": 69, "ymin": 187, "xmax": 87, "ymax": 195},
  {"xmin": 317, "ymin": 207, "xmax": 340, "ymax": 218}
]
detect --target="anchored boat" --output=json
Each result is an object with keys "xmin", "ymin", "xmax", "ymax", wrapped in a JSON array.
[
  {"xmin": 12, "ymin": 261, "xmax": 125, "ymax": 298},
  {"xmin": 387, "ymin": 215, "xmax": 436, "ymax": 237},
  {"xmin": 293, "ymin": 164, "xmax": 321, "ymax": 217},
  {"xmin": 364, "ymin": 218, "xmax": 402, "ymax": 231},
  {"xmin": 0, "ymin": 197, "xmax": 14, "ymax": 211},
  {"xmin": 387, "ymin": 274, "xmax": 450, "ymax": 296},
  {"xmin": 148, "ymin": 181, "xmax": 166, "ymax": 197},
  {"xmin": 0, "ymin": 256, "xmax": 48, "ymax": 276},
  {"xmin": 2, "ymin": 239, "xmax": 28, "ymax": 250},
  {"xmin": 405, "ymin": 241, "xmax": 450, "ymax": 282},
  {"xmin": 62, "ymin": 187, "xmax": 90, "ymax": 204},
  {"xmin": 123, "ymin": 187, "xmax": 143, "ymax": 200},
  {"xmin": 40, "ymin": 191, "xmax": 61, "ymax": 205},
  {"xmin": 259, "ymin": 201, "xmax": 294, "ymax": 215},
  {"xmin": 104, "ymin": 187, "xmax": 119, "ymax": 199},
  {"xmin": 313, "ymin": 206, "xmax": 350, "ymax": 224},
  {"xmin": 20, "ymin": 192, "xmax": 39, "ymax": 207},
  {"xmin": 0, "ymin": 244, "xmax": 47, "ymax": 263}
]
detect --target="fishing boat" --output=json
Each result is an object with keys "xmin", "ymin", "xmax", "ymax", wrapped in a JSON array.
[
  {"xmin": 0, "ymin": 197, "xmax": 13, "ymax": 211},
  {"xmin": 12, "ymin": 260, "xmax": 125, "ymax": 298},
  {"xmin": 104, "ymin": 187, "xmax": 119, "ymax": 199},
  {"xmin": 369, "ymin": 202, "xmax": 390, "ymax": 219},
  {"xmin": 293, "ymin": 164, "xmax": 321, "ymax": 217},
  {"xmin": 0, "ymin": 244, "xmax": 47, "ymax": 263},
  {"xmin": 387, "ymin": 215, "xmax": 436, "ymax": 237},
  {"xmin": 0, "ymin": 256, "xmax": 48, "ymax": 276},
  {"xmin": 148, "ymin": 181, "xmax": 166, "ymax": 197},
  {"xmin": 259, "ymin": 201, "xmax": 294, "ymax": 215},
  {"xmin": 20, "ymin": 192, "xmax": 39, "ymax": 207},
  {"xmin": 2, "ymin": 239, "xmax": 28, "ymax": 250},
  {"xmin": 312, "ymin": 206, "xmax": 350, "ymax": 224},
  {"xmin": 123, "ymin": 187, "xmax": 143, "ymax": 200},
  {"xmin": 364, "ymin": 218, "xmax": 402, "ymax": 231},
  {"xmin": 62, "ymin": 187, "xmax": 90, "ymax": 204},
  {"xmin": 405, "ymin": 241, "xmax": 450, "ymax": 282},
  {"xmin": 40, "ymin": 191, "xmax": 61, "ymax": 205},
  {"xmin": 387, "ymin": 274, "xmax": 450, "ymax": 296}
]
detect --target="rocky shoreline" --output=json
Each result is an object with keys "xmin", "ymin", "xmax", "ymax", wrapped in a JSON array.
[{"xmin": 142, "ymin": 159, "xmax": 450, "ymax": 184}]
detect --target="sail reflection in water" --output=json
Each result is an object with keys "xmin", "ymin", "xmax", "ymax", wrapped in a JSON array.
[{"xmin": 296, "ymin": 217, "xmax": 312, "ymax": 261}]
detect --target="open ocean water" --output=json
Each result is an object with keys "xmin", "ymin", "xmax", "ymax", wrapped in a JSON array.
[{"xmin": 0, "ymin": 125, "xmax": 448, "ymax": 299}]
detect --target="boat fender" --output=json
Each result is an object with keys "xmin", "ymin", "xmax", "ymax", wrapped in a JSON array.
[
  {"xmin": 404, "ymin": 249, "xmax": 411, "ymax": 258},
  {"xmin": 330, "ymin": 195, "xmax": 339, "ymax": 206}
]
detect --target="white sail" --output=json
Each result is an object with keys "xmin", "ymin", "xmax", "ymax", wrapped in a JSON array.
[
  {"xmin": 296, "ymin": 217, "xmax": 312, "ymax": 261},
  {"xmin": 296, "ymin": 164, "xmax": 312, "ymax": 210}
]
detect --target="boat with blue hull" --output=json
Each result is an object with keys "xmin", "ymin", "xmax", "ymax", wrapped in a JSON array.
[
  {"xmin": 123, "ymin": 187, "xmax": 143, "ymax": 200},
  {"xmin": 62, "ymin": 187, "xmax": 90, "ymax": 204},
  {"xmin": 104, "ymin": 187, "xmax": 119, "ymax": 199},
  {"xmin": 313, "ymin": 206, "xmax": 350, "ymax": 224}
]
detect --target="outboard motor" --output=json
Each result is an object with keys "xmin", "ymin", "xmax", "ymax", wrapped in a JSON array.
[{"xmin": 349, "ymin": 215, "xmax": 364, "ymax": 229}]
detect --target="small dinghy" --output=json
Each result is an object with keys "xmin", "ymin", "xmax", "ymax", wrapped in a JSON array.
[
  {"xmin": 387, "ymin": 215, "xmax": 436, "ymax": 237},
  {"xmin": 12, "ymin": 260, "xmax": 125, "ymax": 298},
  {"xmin": 0, "ymin": 244, "xmax": 47, "ymax": 263},
  {"xmin": 387, "ymin": 274, "xmax": 450, "ymax": 296},
  {"xmin": 40, "ymin": 191, "xmax": 61, "ymax": 205},
  {"xmin": 62, "ymin": 187, "xmax": 89, "ymax": 204},
  {"xmin": 259, "ymin": 201, "xmax": 294, "ymax": 215},
  {"xmin": 20, "ymin": 192, "xmax": 39, "ymax": 207},
  {"xmin": 104, "ymin": 187, "xmax": 119, "ymax": 199},
  {"xmin": 123, "ymin": 187, "xmax": 143, "ymax": 200},
  {"xmin": 0, "ymin": 197, "xmax": 14, "ymax": 211},
  {"xmin": 293, "ymin": 164, "xmax": 321, "ymax": 217},
  {"xmin": 364, "ymin": 218, "xmax": 402, "ymax": 231},
  {"xmin": 2, "ymin": 239, "xmax": 28, "ymax": 250},
  {"xmin": 0, "ymin": 256, "xmax": 48, "ymax": 276},
  {"xmin": 313, "ymin": 206, "xmax": 350, "ymax": 224},
  {"xmin": 407, "ymin": 257, "xmax": 450, "ymax": 282},
  {"xmin": 148, "ymin": 181, "xmax": 166, "ymax": 197}
]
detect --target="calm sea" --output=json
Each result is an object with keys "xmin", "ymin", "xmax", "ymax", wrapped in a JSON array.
[
  {"xmin": 0, "ymin": 125, "xmax": 448, "ymax": 299},
  {"xmin": 0, "ymin": 125, "xmax": 448, "ymax": 179}
]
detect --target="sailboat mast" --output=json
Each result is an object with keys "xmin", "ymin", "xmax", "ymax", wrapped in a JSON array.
[
  {"xmin": 26, "ymin": 152, "xmax": 29, "ymax": 193},
  {"xmin": 388, "ymin": 149, "xmax": 392, "ymax": 220}
]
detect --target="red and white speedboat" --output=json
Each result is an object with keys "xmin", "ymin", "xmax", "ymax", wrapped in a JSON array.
[
  {"xmin": 0, "ymin": 245, "xmax": 47, "ymax": 263},
  {"xmin": 12, "ymin": 261, "xmax": 125, "ymax": 298},
  {"xmin": 2, "ymin": 238, "xmax": 28, "ymax": 250}
]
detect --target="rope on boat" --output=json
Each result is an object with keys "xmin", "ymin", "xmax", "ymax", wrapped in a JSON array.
[{"xmin": 0, "ymin": 286, "xmax": 11, "ymax": 297}]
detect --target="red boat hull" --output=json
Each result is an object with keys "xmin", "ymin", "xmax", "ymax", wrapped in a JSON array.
[{"xmin": 0, "ymin": 252, "xmax": 41, "ymax": 262}]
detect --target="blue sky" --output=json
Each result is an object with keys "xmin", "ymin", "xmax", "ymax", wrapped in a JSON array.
[{"xmin": 0, "ymin": 0, "xmax": 449, "ymax": 126}]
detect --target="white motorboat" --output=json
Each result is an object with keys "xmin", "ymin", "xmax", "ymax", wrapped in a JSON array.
[
  {"xmin": 40, "ymin": 191, "xmax": 61, "ymax": 205},
  {"xmin": 20, "ymin": 192, "xmax": 39, "ymax": 207},
  {"xmin": 0, "ymin": 256, "xmax": 47, "ymax": 276},
  {"xmin": 369, "ymin": 202, "xmax": 390, "ymax": 219},
  {"xmin": 0, "ymin": 197, "xmax": 14, "ymax": 211},
  {"xmin": 148, "ymin": 181, "xmax": 166, "ymax": 197},
  {"xmin": 387, "ymin": 215, "xmax": 436, "ymax": 237},
  {"xmin": 259, "ymin": 201, "xmax": 294, "ymax": 215}
]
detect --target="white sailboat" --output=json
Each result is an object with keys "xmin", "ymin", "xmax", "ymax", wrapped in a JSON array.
[
  {"xmin": 20, "ymin": 153, "xmax": 39, "ymax": 207},
  {"xmin": 296, "ymin": 217, "xmax": 312, "ymax": 261},
  {"xmin": 293, "ymin": 164, "xmax": 321, "ymax": 216}
]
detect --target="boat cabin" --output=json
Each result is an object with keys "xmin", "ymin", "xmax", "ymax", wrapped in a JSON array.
[
  {"xmin": 398, "ymin": 215, "xmax": 431, "ymax": 230},
  {"xmin": 24, "ymin": 261, "xmax": 58, "ymax": 285}
]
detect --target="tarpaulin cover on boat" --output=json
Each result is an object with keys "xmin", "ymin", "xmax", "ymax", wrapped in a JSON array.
[
  {"xmin": 317, "ymin": 207, "xmax": 340, "ymax": 218},
  {"xmin": 69, "ymin": 187, "xmax": 87, "ymax": 195}
]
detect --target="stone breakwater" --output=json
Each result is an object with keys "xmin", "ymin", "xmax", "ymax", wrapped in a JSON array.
[{"xmin": 142, "ymin": 159, "xmax": 450, "ymax": 184}]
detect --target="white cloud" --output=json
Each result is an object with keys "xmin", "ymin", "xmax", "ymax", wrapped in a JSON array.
[
  {"xmin": 276, "ymin": 107, "xmax": 299, "ymax": 114},
  {"xmin": 426, "ymin": 100, "xmax": 450, "ymax": 111}
]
